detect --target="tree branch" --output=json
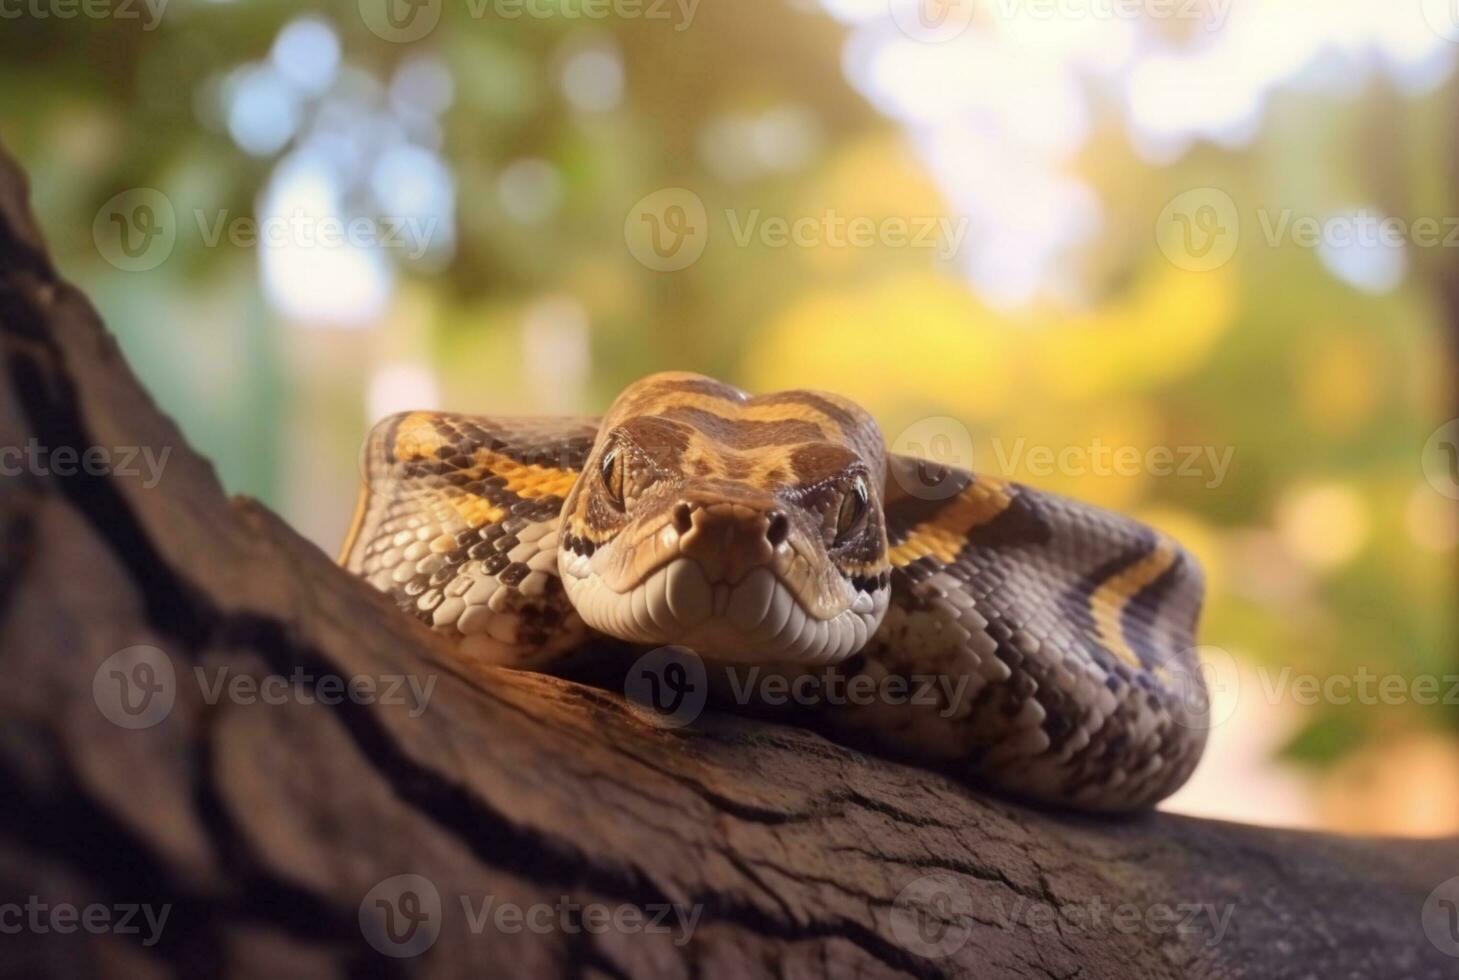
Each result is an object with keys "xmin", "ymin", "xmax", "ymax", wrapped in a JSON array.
[{"xmin": 0, "ymin": 143, "xmax": 1453, "ymax": 980}]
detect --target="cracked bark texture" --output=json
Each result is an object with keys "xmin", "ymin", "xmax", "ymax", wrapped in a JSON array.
[{"xmin": 0, "ymin": 142, "xmax": 1456, "ymax": 980}]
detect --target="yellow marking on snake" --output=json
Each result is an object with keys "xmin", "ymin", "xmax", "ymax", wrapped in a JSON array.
[
  {"xmin": 449, "ymin": 492, "xmax": 505, "ymax": 529},
  {"xmin": 636, "ymin": 392, "xmax": 840, "ymax": 437},
  {"xmin": 394, "ymin": 414, "xmax": 579, "ymax": 500},
  {"xmin": 1090, "ymin": 536, "xmax": 1179, "ymax": 669},
  {"xmin": 390, "ymin": 413, "xmax": 578, "ymax": 531},
  {"xmin": 392, "ymin": 412, "xmax": 449, "ymax": 459},
  {"xmin": 483, "ymin": 454, "xmax": 579, "ymax": 499},
  {"xmin": 888, "ymin": 479, "xmax": 1013, "ymax": 567}
]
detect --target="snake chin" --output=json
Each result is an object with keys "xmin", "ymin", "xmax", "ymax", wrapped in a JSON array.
[{"xmin": 559, "ymin": 552, "xmax": 889, "ymax": 665}]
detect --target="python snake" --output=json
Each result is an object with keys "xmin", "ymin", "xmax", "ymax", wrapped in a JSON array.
[{"xmin": 341, "ymin": 372, "xmax": 1209, "ymax": 811}]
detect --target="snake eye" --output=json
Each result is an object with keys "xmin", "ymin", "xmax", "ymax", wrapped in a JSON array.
[
  {"xmin": 600, "ymin": 445, "xmax": 626, "ymax": 508},
  {"xmin": 834, "ymin": 474, "xmax": 869, "ymax": 543}
]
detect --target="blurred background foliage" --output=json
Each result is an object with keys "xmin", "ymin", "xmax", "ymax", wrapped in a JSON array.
[{"xmin": 2, "ymin": 0, "xmax": 1456, "ymax": 834}]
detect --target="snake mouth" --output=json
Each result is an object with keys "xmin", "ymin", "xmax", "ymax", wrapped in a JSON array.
[
  {"xmin": 557, "ymin": 498, "xmax": 889, "ymax": 665},
  {"xmin": 558, "ymin": 554, "xmax": 886, "ymax": 665}
]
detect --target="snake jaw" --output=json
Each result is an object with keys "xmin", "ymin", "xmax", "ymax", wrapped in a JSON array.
[
  {"xmin": 558, "ymin": 550, "xmax": 889, "ymax": 665},
  {"xmin": 558, "ymin": 498, "xmax": 891, "ymax": 664}
]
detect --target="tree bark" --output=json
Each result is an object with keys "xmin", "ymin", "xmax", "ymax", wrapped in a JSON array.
[{"xmin": 0, "ymin": 143, "xmax": 1454, "ymax": 980}]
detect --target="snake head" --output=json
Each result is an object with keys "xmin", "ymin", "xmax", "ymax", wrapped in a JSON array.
[{"xmin": 558, "ymin": 372, "xmax": 892, "ymax": 665}]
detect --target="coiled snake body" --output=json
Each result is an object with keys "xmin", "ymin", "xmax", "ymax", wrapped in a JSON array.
[{"xmin": 342, "ymin": 372, "xmax": 1209, "ymax": 811}]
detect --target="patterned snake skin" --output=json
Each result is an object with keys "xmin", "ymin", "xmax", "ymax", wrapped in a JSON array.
[{"xmin": 341, "ymin": 372, "xmax": 1208, "ymax": 811}]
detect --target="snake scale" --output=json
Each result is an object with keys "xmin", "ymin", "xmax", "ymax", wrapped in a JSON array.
[{"xmin": 340, "ymin": 372, "xmax": 1209, "ymax": 810}]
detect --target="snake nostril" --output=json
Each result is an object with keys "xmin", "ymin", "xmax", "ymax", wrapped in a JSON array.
[
  {"xmin": 766, "ymin": 512, "xmax": 789, "ymax": 547},
  {"xmin": 672, "ymin": 502, "xmax": 694, "ymax": 535}
]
